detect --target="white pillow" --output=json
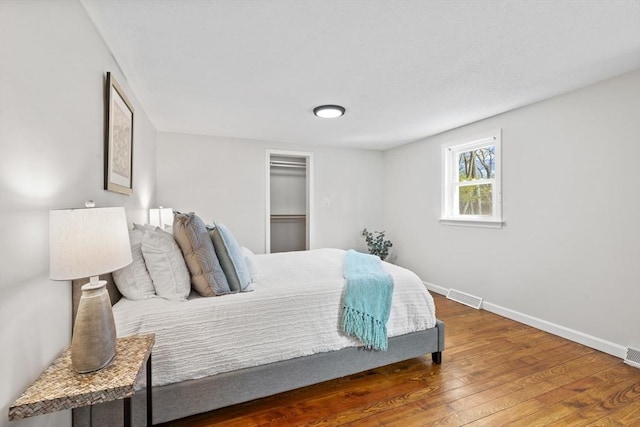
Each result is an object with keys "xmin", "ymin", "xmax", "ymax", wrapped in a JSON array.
[
  {"xmin": 133, "ymin": 222, "xmax": 157, "ymax": 232},
  {"xmin": 241, "ymin": 246, "xmax": 259, "ymax": 283},
  {"xmin": 112, "ymin": 229, "xmax": 156, "ymax": 300},
  {"xmin": 140, "ymin": 227, "xmax": 190, "ymax": 301}
]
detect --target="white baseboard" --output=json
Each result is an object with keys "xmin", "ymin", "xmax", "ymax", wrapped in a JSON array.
[
  {"xmin": 422, "ymin": 281, "xmax": 627, "ymax": 360},
  {"xmin": 423, "ymin": 281, "xmax": 448, "ymax": 296}
]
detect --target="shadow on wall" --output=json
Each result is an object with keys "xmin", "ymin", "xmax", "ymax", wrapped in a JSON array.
[{"xmin": 0, "ymin": 275, "xmax": 71, "ymax": 426}]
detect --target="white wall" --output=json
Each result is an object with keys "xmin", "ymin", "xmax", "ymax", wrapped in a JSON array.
[
  {"xmin": 0, "ymin": 2, "xmax": 157, "ymax": 426},
  {"xmin": 157, "ymin": 133, "xmax": 384, "ymax": 254},
  {"xmin": 2, "ymin": 9, "xmax": 636, "ymax": 427},
  {"xmin": 384, "ymin": 70, "xmax": 640, "ymax": 355}
]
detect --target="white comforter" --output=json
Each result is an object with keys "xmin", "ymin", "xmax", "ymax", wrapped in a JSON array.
[{"xmin": 113, "ymin": 248, "xmax": 436, "ymax": 387}]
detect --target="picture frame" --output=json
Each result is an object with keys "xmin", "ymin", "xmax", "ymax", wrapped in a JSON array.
[{"xmin": 104, "ymin": 72, "xmax": 134, "ymax": 195}]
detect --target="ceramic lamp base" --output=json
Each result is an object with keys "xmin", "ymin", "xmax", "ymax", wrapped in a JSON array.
[{"xmin": 71, "ymin": 278, "xmax": 117, "ymax": 373}]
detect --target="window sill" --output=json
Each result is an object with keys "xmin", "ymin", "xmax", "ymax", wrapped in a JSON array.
[{"xmin": 439, "ymin": 218, "xmax": 504, "ymax": 229}]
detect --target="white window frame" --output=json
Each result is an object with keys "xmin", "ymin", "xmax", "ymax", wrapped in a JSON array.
[{"xmin": 441, "ymin": 130, "xmax": 503, "ymax": 229}]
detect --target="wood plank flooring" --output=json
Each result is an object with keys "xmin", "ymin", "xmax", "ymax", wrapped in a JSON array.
[{"xmin": 159, "ymin": 294, "xmax": 640, "ymax": 426}]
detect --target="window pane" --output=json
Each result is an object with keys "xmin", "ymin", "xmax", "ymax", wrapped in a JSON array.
[
  {"xmin": 458, "ymin": 146, "xmax": 495, "ymax": 181},
  {"xmin": 458, "ymin": 184, "xmax": 493, "ymax": 215}
]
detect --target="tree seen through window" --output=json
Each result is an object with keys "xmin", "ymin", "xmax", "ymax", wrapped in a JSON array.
[{"xmin": 457, "ymin": 146, "xmax": 495, "ymax": 216}]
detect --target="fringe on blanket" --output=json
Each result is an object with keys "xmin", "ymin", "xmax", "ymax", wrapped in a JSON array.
[{"xmin": 341, "ymin": 307, "xmax": 390, "ymax": 351}]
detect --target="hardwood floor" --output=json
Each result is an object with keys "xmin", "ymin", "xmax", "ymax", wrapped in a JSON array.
[{"xmin": 159, "ymin": 294, "xmax": 640, "ymax": 426}]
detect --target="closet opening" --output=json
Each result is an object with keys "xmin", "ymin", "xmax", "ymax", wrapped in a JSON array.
[{"xmin": 265, "ymin": 150, "xmax": 313, "ymax": 254}]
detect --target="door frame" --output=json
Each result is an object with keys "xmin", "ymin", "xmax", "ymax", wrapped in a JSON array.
[{"xmin": 265, "ymin": 149, "xmax": 314, "ymax": 254}]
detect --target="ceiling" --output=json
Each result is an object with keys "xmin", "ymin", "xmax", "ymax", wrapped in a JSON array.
[{"xmin": 81, "ymin": 0, "xmax": 640, "ymax": 150}]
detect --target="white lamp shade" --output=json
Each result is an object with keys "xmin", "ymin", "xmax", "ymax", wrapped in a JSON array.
[
  {"xmin": 149, "ymin": 207, "xmax": 173, "ymax": 229},
  {"xmin": 50, "ymin": 207, "xmax": 133, "ymax": 280}
]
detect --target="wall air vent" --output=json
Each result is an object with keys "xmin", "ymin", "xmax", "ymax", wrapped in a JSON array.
[
  {"xmin": 624, "ymin": 347, "xmax": 640, "ymax": 369},
  {"xmin": 446, "ymin": 289, "xmax": 483, "ymax": 309}
]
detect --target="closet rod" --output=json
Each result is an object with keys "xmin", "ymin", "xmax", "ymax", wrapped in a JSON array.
[{"xmin": 270, "ymin": 160, "xmax": 306, "ymax": 169}]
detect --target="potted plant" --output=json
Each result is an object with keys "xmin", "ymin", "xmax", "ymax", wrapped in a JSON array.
[{"xmin": 361, "ymin": 228, "xmax": 393, "ymax": 261}]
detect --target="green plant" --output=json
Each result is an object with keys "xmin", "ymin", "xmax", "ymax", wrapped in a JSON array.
[{"xmin": 362, "ymin": 228, "xmax": 393, "ymax": 261}]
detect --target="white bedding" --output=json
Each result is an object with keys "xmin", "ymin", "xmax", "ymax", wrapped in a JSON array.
[{"xmin": 113, "ymin": 248, "xmax": 436, "ymax": 387}]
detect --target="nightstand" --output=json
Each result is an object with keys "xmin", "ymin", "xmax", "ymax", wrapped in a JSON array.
[{"xmin": 9, "ymin": 334, "xmax": 155, "ymax": 427}]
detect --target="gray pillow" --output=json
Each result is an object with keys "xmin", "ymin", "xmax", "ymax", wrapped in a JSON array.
[{"xmin": 173, "ymin": 213, "xmax": 230, "ymax": 296}]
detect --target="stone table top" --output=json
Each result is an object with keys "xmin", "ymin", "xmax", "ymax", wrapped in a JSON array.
[{"xmin": 8, "ymin": 334, "xmax": 154, "ymax": 421}]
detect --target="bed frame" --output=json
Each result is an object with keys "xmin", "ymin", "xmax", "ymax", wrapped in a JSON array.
[{"xmin": 71, "ymin": 274, "xmax": 445, "ymax": 426}]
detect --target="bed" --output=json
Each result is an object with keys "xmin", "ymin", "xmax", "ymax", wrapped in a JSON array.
[{"xmin": 71, "ymin": 248, "xmax": 445, "ymax": 426}]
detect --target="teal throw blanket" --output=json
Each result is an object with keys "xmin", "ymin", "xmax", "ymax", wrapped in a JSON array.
[{"xmin": 341, "ymin": 249, "xmax": 394, "ymax": 351}]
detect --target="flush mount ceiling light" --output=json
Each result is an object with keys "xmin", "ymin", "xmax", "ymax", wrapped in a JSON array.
[{"xmin": 313, "ymin": 105, "xmax": 345, "ymax": 118}]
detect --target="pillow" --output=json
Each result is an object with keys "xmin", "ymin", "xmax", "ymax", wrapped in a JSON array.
[
  {"xmin": 173, "ymin": 212, "xmax": 231, "ymax": 296},
  {"xmin": 112, "ymin": 229, "xmax": 156, "ymax": 300},
  {"xmin": 241, "ymin": 246, "xmax": 258, "ymax": 283},
  {"xmin": 140, "ymin": 226, "xmax": 191, "ymax": 301},
  {"xmin": 133, "ymin": 222, "xmax": 156, "ymax": 232},
  {"xmin": 210, "ymin": 224, "xmax": 252, "ymax": 292}
]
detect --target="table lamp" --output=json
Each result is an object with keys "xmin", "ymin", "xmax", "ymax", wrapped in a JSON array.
[
  {"xmin": 50, "ymin": 205, "xmax": 132, "ymax": 373},
  {"xmin": 149, "ymin": 206, "xmax": 173, "ymax": 230}
]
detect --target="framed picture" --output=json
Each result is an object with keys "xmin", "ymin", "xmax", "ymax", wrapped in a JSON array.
[{"xmin": 104, "ymin": 72, "xmax": 134, "ymax": 195}]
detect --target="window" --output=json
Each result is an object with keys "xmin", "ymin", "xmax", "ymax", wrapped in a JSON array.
[{"xmin": 441, "ymin": 130, "xmax": 502, "ymax": 228}]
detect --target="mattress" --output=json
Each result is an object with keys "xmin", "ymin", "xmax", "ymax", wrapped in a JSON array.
[{"xmin": 113, "ymin": 248, "xmax": 436, "ymax": 387}]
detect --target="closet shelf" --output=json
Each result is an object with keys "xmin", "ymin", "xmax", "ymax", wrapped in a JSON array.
[{"xmin": 270, "ymin": 214, "xmax": 306, "ymax": 221}]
